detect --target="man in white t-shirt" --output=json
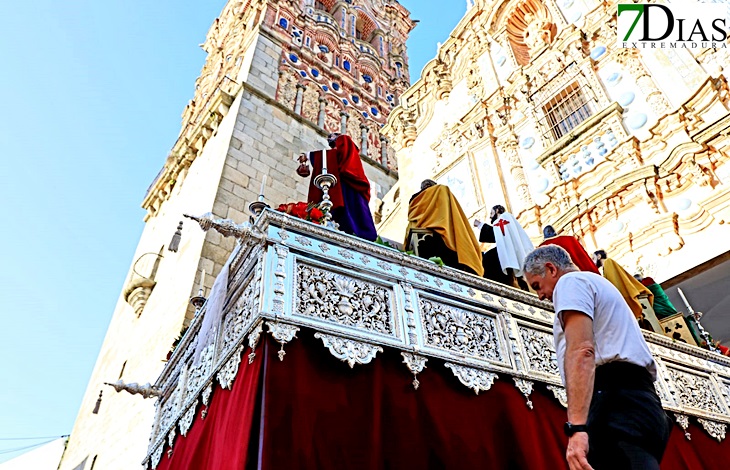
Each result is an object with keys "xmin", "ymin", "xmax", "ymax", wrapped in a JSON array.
[{"xmin": 523, "ymin": 245, "xmax": 671, "ymax": 470}]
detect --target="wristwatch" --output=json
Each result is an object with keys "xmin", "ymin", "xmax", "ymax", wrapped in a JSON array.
[{"xmin": 564, "ymin": 422, "xmax": 589, "ymax": 436}]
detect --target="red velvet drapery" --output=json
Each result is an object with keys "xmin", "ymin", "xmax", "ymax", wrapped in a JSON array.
[{"xmin": 155, "ymin": 331, "xmax": 730, "ymax": 469}]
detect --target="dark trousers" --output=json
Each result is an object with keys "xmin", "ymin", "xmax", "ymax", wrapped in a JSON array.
[{"xmin": 587, "ymin": 362, "xmax": 672, "ymax": 470}]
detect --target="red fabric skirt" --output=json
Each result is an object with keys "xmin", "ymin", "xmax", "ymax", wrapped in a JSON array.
[{"xmin": 156, "ymin": 331, "xmax": 730, "ymax": 469}]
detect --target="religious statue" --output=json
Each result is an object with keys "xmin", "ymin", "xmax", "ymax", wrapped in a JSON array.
[
  {"xmin": 406, "ymin": 180, "xmax": 484, "ymax": 276},
  {"xmin": 475, "ymin": 205, "xmax": 534, "ymax": 290},
  {"xmin": 297, "ymin": 133, "xmax": 378, "ymax": 241},
  {"xmin": 539, "ymin": 225, "xmax": 599, "ymax": 274},
  {"xmin": 522, "ymin": 13, "xmax": 552, "ymax": 54}
]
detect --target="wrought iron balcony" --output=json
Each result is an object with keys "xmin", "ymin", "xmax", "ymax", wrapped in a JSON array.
[{"xmin": 143, "ymin": 210, "xmax": 730, "ymax": 468}]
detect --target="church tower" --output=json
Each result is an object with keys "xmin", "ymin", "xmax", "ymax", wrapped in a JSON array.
[{"xmin": 59, "ymin": 1, "xmax": 414, "ymax": 469}]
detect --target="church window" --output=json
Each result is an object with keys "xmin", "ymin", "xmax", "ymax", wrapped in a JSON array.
[
  {"xmin": 351, "ymin": 95, "xmax": 360, "ymax": 103},
  {"xmin": 343, "ymin": 60, "xmax": 351, "ymax": 71},
  {"xmin": 363, "ymin": 74, "xmax": 373, "ymax": 83},
  {"xmin": 541, "ymin": 82, "xmax": 593, "ymax": 140},
  {"xmin": 335, "ymin": 56, "xmax": 340, "ymax": 66},
  {"xmin": 306, "ymin": 37, "xmax": 311, "ymax": 47},
  {"xmin": 377, "ymin": 86, "xmax": 382, "ymax": 96},
  {"xmin": 278, "ymin": 18, "xmax": 288, "ymax": 29},
  {"xmin": 311, "ymin": 68, "xmax": 320, "ymax": 77},
  {"xmin": 379, "ymin": 37, "xmax": 384, "ymax": 57},
  {"xmin": 356, "ymin": 29, "xmax": 363, "ymax": 40},
  {"xmin": 318, "ymin": 44, "xmax": 329, "ymax": 53},
  {"xmin": 350, "ymin": 15, "xmax": 356, "ymax": 37},
  {"xmin": 332, "ymin": 82, "xmax": 340, "ymax": 90}
]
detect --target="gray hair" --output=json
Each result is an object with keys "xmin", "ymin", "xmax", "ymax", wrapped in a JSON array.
[{"xmin": 524, "ymin": 245, "xmax": 578, "ymax": 276}]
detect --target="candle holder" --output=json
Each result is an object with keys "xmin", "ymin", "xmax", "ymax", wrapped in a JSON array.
[
  {"xmin": 694, "ymin": 312, "xmax": 721, "ymax": 354},
  {"xmin": 249, "ymin": 195, "xmax": 270, "ymax": 218},
  {"xmin": 314, "ymin": 172, "xmax": 338, "ymax": 229},
  {"xmin": 190, "ymin": 289, "xmax": 207, "ymax": 313}
]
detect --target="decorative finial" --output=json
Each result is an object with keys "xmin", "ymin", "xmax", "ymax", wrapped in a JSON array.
[
  {"xmin": 168, "ymin": 221, "xmax": 183, "ymax": 252},
  {"xmin": 92, "ymin": 390, "xmax": 103, "ymax": 414}
]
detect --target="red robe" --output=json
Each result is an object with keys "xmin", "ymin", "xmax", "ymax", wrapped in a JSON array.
[
  {"xmin": 307, "ymin": 134, "xmax": 371, "ymax": 209},
  {"xmin": 539, "ymin": 235, "xmax": 600, "ymax": 274}
]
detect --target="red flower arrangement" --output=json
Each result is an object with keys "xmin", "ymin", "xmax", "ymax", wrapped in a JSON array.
[{"xmin": 276, "ymin": 201, "xmax": 326, "ymax": 224}]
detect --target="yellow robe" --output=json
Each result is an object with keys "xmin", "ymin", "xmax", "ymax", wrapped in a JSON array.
[
  {"xmin": 602, "ymin": 258, "xmax": 654, "ymax": 318},
  {"xmin": 406, "ymin": 185, "xmax": 484, "ymax": 277}
]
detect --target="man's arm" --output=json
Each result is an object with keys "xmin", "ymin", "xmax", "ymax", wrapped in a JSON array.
[{"xmin": 563, "ymin": 309, "xmax": 595, "ymax": 470}]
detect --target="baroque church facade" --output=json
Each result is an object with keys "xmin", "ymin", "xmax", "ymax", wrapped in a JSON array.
[
  {"xmin": 59, "ymin": 1, "xmax": 413, "ymax": 468},
  {"xmin": 378, "ymin": 0, "xmax": 730, "ymax": 315}
]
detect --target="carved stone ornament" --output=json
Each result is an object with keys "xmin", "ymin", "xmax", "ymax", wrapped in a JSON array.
[
  {"xmin": 697, "ymin": 418, "xmax": 727, "ymax": 442},
  {"xmin": 296, "ymin": 264, "xmax": 394, "ymax": 335},
  {"xmin": 401, "ymin": 352, "xmax": 428, "ymax": 389},
  {"xmin": 675, "ymin": 413, "xmax": 692, "ymax": 440},
  {"xmin": 314, "ymin": 332, "xmax": 383, "ymax": 368},
  {"xmin": 547, "ymin": 385, "xmax": 568, "ymax": 408},
  {"xmin": 179, "ymin": 403, "xmax": 198, "ymax": 436},
  {"xmin": 420, "ymin": 298, "xmax": 503, "ymax": 362},
  {"xmin": 266, "ymin": 321, "xmax": 300, "ymax": 361},
  {"xmin": 513, "ymin": 378, "xmax": 535, "ymax": 409},
  {"xmin": 217, "ymin": 346, "xmax": 244, "ymax": 390},
  {"xmin": 247, "ymin": 321, "xmax": 264, "ymax": 364},
  {"xmin": 444, "ymin": 363, "xmax": 498, "ymax": 395},
  {"xmin": 151, "ymin": 444, "xmax": 164, "ymax": 469}
]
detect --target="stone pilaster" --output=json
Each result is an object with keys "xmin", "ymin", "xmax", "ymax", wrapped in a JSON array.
[
  {"xmin": 294, "ymin": 83, "xmax": 305, "ymax": 115},
  {"xmin": 498, "ymin": 137, "xmax": 533, "ymax": 208},
  {"xmin": 615, "ymin": 49, "xmax": 671, "ymax": 115}
]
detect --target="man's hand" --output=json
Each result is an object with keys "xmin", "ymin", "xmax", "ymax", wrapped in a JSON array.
[
  {"xmin": 566, "ymin": 433, "xmax": 592, "ymax": 470},
  {"xmin": 473, "ymin": 219, "xmax": 481, "ymax": 228}
]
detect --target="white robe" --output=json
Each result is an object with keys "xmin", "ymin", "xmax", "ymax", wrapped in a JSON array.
[
  {"xmin": 492, "ymin": 212, "xmax": 534, "ymax": 277},
  {"xmin": 192, "ymin": 245, "xmax": 239, "ymax": 365}
]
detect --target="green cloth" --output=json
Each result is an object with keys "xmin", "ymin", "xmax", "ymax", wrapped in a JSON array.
[{"xmin": 646, "ymin": 283, "xmax": 678, "ymax": 319}]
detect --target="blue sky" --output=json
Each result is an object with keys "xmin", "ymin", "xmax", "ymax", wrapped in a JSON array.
[{"xmin": 0, "ymin": 0, "xmax": 465, "ymax": 462}]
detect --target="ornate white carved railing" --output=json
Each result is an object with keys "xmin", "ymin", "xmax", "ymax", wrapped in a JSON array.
[{"xmin": 143, "ymin": 210, "xmax": 730, "ymax": 468}]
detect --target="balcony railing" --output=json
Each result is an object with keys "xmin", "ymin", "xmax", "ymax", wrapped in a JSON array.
[{"xmin": 143, "ymin": 210, "xmax": 730, "ymax": 467}]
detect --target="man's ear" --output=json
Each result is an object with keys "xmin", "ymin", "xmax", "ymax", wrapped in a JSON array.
[{"xmin": 545, "ymin": 262, "xmax": 558, "ymax": 277}]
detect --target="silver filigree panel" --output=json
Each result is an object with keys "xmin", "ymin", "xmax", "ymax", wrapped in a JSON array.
[
  {"xmin": 295, "ymin": 263, "xmax": 395, "ymax": 336},
  {"xmin": 519, "ymin": 327, "xmax": 560, "ymax": 377},
  {"xmin": 667, "ymin": 367, "xmax": 725, "ymax": 415},
  {"xmin": 220, "ymin": 275, "xmax": 260, "ymax": 354},
  {"xmin": 420, "ymin": 297, "xmax": 504, "ymax": 363}
]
